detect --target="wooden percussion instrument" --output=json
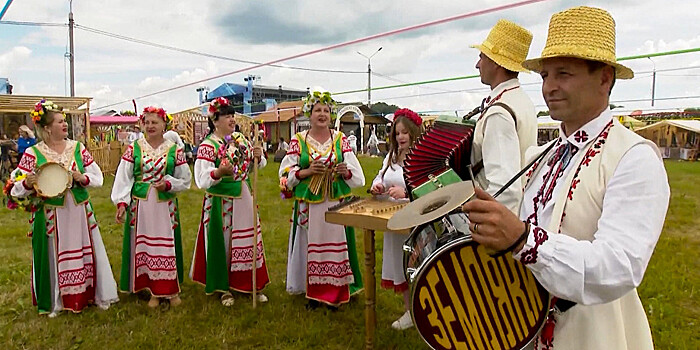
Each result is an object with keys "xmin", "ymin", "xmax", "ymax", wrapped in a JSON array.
[{"xmin": 34, "ymin": 162, "xmax": 72, "ymax": 198}]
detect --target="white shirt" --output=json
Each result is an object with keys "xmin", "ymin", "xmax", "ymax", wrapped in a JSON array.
[
  {"xmin": 163, "ymin": 130, "xmax": 185, "ymax": 149},
  {"xmin": 514, "ymin": 109, "xmax": 670, "ymax": 305},
  {"xmin": 372, "ymin": 153, "xmax": 407, "ymax": 194},
  {"xmin": 472, "ymin": 79, "xmax": 537, "ymax": 213}
]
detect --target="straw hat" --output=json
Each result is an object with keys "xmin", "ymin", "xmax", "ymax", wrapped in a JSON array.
[
  {"xmin": 522, "ymin": 6, "xmax": 634, "ymax": 79},
  {"xmin": 471, "ymin": 19, "xmax": 533, "ymax": 73}
]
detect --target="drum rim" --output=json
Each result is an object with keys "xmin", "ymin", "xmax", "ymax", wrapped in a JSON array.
[
  {"xmin": 408, "ymin": 236, "xmax": 550, "ymax": 350},
  {"xmin": 33, "ymin": 162, "xmax": 72, "ymax": 198},
  {"xmin": 403, "ymin": 222, "xmax": 472, "ymax": 283}
]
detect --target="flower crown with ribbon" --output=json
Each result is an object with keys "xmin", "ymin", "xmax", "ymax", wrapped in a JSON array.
[
  {"xmin": 31, "ymin": 99, "xmax": 64, "ymax": 126},
  {"xmin": 393, "ymin": 108, "xmax": 422, "ymax": 126},
  {"xmin": 302, "ymin": 91, "xmax": 337, "ymax": 119},
  {"xmin": 208, "ymin": 97, "xmax": 230, "ymax": 117},
  {"xmin": 140, "ymin": 106, "xmax": 172, "ymax": 128}
]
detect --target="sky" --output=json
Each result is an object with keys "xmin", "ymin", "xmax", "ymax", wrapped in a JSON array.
[{"xmin": 1, "ymin": 0, "xmax": 699, "ymax": 116}]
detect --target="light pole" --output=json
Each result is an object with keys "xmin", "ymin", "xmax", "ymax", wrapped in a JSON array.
[
  {"xmin": 648, "ymin": 57, "xmax": 656, "ymax": 107},
  {"xmin": 357, "ymin": 47, "xmax": 382, "ymax": 107},
  {"xmin": 68, "ymin": 0, "xmax": 75, "ymax": 97}
]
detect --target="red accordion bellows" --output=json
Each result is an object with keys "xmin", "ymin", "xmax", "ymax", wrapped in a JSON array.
[{"xmin": 403, "ymin": 120, "xmax": 475, "ymax": 190}]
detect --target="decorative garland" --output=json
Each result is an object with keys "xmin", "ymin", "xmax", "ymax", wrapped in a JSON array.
[
  {"xmin": 140, "ymin": 106, "xmax": 172, "ymax": 129},
  {"xmin": 31, "ymin": 99, "xmax": 64, "ymax": 125},
  {"xmin": 302, "ymin": 91, "xmax": 337, "ymax": 119},
  {"xmin": 208, "ymin": 97, "xmax": 230, "ymax": 116},
  {"xmin": 393, "ymin": 108, "xmax": 422, "ymax": 126},
  {"xmin": 2, "ymin": 172, "xmax": 42, "ymax": 212}
]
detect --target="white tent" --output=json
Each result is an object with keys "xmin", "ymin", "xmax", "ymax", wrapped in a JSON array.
[{"xmin": 537, "ymin": 115, "xmax": 561, "ymax": 129}]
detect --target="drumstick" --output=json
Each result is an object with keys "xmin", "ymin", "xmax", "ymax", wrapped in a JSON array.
[
  {"xmin": 451, "ymin": 141, "xmax": 558, "ymax": 215},
  {"xmin": 251, "ymin": 123, "xmax": 260, "ymax": 309}
]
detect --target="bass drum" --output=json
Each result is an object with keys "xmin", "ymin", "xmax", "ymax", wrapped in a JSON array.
[{"xmin": 405, "ymin": 220, "xmax": 549, "ymax": 350}]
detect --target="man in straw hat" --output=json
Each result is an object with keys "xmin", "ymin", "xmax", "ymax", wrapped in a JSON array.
[
  {"xmin": 470, "ymin": 19, "xmax": 537, "ymax": 214},
  {"xmin": 462, "ymin": 6, "xmax": 669, "ymax": 349}
]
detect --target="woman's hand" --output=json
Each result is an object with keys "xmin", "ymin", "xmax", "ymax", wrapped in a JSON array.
[
  {"xmin": 216, "ymin": 159, "xmax": 234, "ymax": 177},
  {"xmin": 252, "ymin": 146, "xmax": 263, "ymax": 160},
  {"xmin": 334, "ymin": 163, "xmax": 350, "ymax": 178},
  {"xmin": 370, "ymin": 183, "xmax": 385, "ymax": 195},
  {"xmin": 71, "ymin": 171, "xmax": 86, "ymax": 185},
  {"xmin": 387, "ymin": 186, "xmax": 407, "ymax": 199},
  {"xmin": 115, "ymin": 206, "xmax": 126, "ymax": 224},
  {"xmin": 299, "ymin": 160, "xmax": 326, "ymax": 179},
  {"xmin": 153, "ymin": 180, "xmax": 168, "ymax": 192},
  {"xmin": 25, "ymin": 173, "xmax": 38, "ymax": 187}
]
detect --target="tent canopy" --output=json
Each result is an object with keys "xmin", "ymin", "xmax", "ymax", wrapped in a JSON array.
[
  {"xmin": 90, "ymin": 115, "xmax": 139, "ymax": 124},
  {"xmin": 0, "ymin": 94, "xmax": 91, "ymax": 113}
]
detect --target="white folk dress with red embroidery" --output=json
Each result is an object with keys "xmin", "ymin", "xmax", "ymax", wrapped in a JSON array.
[
  {"xmin": 371, "ymin": 154, "xmax": 409, "ymax": 293},
  {"xmin": 111, "ymin": 138, "xmax": 191, "ymax": 297},
  {"xmin": 11, "ymin": 140, "xmax": 119, "ymax": 314},
  {"xmin": 190, "ymin": 133, "xmax": 270, "ymax": 294},
  {"xmin": 514, "ymin": 109, "xmax": 670, "ymax": 349},
  {"xmin": 279, "ymin": 130, "xmax": 365, "ymax": 306}
]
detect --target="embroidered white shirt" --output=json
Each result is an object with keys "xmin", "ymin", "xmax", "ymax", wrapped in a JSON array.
[
  {"xmin": 514, "ymin": 109, "xmax": 670, "ymax": 305},
  {"xmin": 472, "ymin": 78, "xmax": 537, "ymax": 213}
]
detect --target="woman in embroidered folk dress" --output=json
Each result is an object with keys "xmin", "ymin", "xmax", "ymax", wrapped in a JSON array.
[
  {"xmin": 369, "ymin": 109, "xmax": 423, "ymax": 329},
  {"xmin": 111, "ymin": 107, "xmax": 191, "ymax": 308},
  {"xmin": 190, "ymin": 97, "xmax": 270, "ymax": 306},
  {"xmin": 9, "ymin": 100, "xmax": 119, "ymax": 316},
  {"xmin": 279, "ymin": 91, "xmax": 365, "ymax": 309}
]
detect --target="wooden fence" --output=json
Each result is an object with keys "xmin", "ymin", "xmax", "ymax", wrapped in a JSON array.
[{"xmin": 88, "ymin": 140, "xmax": 125, "ymax": 176}]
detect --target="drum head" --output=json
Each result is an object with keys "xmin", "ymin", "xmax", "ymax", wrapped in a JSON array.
[
  {"xmin": 34, "ymin": 163, "xmax": 72, "ymax": 198},
  {"xmin": 410, "ymin": 239, "xmax": 549, "ymax": 350}
]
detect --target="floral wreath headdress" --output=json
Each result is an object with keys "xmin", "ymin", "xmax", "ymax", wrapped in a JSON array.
[
  {"xmin": 208, "ymin": 97, "xmax": 230, "ymax": 118},
  {"xmin": 393, "ymin": 108, "xmax": 422, "ymax": 126},
  {"xmin": 31, "ymin": 99, "xmax": 65, "ymax": 126},
  {"xmin": 302, "ymin": 91, "xmax": 337, "ymax": 119},
  {"xmin": 140, "ymin": 106, "xmax": 172, "ymax": 129}
]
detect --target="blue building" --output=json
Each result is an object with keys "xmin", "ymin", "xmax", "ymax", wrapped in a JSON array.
[{"xmin": 205, "ymin": 77, "xmax": 308, "ymax": 115}]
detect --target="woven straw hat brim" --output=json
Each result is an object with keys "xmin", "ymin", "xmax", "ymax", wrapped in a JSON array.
[
  {"xmin": 522, "ymin": 6, "xmax": 634, "ymax": 80},
  {"xmin": 471, "ymin": 44, "xmax": 529, "ymax": 73},
  {"xmin": 522, "ymin": 54, "xmax": 634, "ymax": 79}
]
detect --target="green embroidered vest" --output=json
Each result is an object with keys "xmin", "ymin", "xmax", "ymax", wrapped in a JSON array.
[
  {"xmin": 131, "ymin": 140, "xmax": 177, "ymax": 202},
  {"xmin": 294, "ymin": 132, "xmax": 352, "ymax": 203},
  {"xmin": 32, "ymin": 142, "xmax": 89, "ymax": 207}
]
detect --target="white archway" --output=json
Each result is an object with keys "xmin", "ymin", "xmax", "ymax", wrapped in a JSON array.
[{"xmin": 335, "ymin": 105, "xmax": 365, "ymax": 153}]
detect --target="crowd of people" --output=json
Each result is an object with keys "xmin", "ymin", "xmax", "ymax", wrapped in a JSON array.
[{"xmin": 3, "ymin": 6, "xmax": 671, "ymax": 349}]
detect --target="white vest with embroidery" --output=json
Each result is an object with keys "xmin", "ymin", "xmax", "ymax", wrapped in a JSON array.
[
  {"xmin": 472, "ymin": 81, "xmax": 537, "ymax": 206},
  {"xmin": 523, "ymin": 118, "xmax": 660, "ymax": 349}
]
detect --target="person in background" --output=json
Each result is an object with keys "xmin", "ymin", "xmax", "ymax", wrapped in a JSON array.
[
  {"xmin": 164, "ymin": 129, "xmax": 185, "ymax": 149},
  {"xmin": 470, "ymin": 19, "xmax": 537, "ymax": 214},
  {"xmin": 17, "ymin": 125, "xmax": 37, "ymax": 159},
  {"xmin": 346, "ymin": 131, "xmax": 358, "ymax": 154},
  {"xmin": 278, "ymin": 137, "xmax": 289, "ymax": 151}
]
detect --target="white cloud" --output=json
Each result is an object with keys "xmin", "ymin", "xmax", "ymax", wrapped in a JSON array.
[
  {"xmin": 1, "ymin": 0, "xmax": 699, "ymax": 115},
  {"xmin": 0, "ymin": 46, "xmax": 33, "ymax": 76}
]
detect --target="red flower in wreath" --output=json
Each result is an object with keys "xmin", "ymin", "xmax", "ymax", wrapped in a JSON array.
[
  {"xmin": 209, "ymin": 97, "xmax": 230, "ymax": 114},
  {"xmin": 394, "ymin": 108, "xmax": 421, "ymax": 126}
]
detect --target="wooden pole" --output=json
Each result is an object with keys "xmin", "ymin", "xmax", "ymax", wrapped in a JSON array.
[
  {"xmin": 364, "ymin": 229, "xmax": 376, "ymax": 349},
  {"xmin": 251, "ymin": 122, "xmax": 260, "ymax": 308}
]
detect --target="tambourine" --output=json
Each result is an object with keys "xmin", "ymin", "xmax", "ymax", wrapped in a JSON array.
[{"xmin": 33, "ymin": 162, "xmax": 72, "ymax": 198}]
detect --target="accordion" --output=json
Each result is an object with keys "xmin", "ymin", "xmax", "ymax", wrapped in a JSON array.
[{"xmin": 404, "ymin": 115, "xmax": 476, "ymax": 198}]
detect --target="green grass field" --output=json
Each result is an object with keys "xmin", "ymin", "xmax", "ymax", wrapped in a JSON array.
[{"xmin": 0, "ymin": 157, "xmax": 697, "ymax": 349}]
